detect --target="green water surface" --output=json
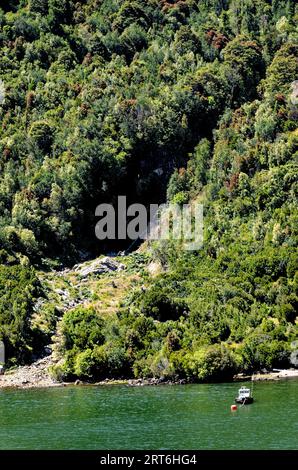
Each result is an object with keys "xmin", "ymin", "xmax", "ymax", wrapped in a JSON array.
[{"xmin": 0, "ymin": 380, "xmax": 297, "ymax": 449}]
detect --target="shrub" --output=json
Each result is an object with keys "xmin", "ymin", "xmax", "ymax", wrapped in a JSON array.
[
  {"xmin": 29, "ymin": 121, "xmax": 54, "ymax": 152},
  {"xmin": 0, "ymin": 264, "xmax": 42, "ymax": 364},
  {"xmin": 30, "ymin": 0, "xmax": 49, "ymax": 15},
  {"xmin": 240, "ymin": 335, "xmax": 290, "ymax": 371},
  {"xmin": 140, "ymin": 285, "xmax": 188, "ymax": 322},
  {"xmin": 61, "ymin": 307, "xmax": 105, "ymax": 350},
  {"xmin": 183, "ymin": 345, "xmax": 237, "ymax": 382}
]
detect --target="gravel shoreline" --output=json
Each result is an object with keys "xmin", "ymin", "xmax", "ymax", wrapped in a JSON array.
[
  {"xmin": 1, "ymin": 359, "xmax": 298, "ymax": 390},
  {"xmin": 252, "ymin": 369, "xmax": 298, "ymax": 381},
  {"xmin": 0, "ymin": 356, "xmax": 60, "ymax": 389}
]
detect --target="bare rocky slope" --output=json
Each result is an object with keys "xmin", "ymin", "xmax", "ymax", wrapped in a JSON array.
[{"xmin": 0, "ymin": 252, "xmax": 150, "ymax": 388}]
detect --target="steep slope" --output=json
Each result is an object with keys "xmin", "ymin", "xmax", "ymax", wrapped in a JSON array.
[
  {"xmin": 0, "ymin": 0, "xmax": 294, "ymax": 260},
  {"xmin": 0, "ymin": 1, "xmax": 297, "ymax": 381}
]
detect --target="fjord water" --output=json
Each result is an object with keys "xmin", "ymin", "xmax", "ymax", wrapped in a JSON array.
[{"xmin": 0, "ymin": 380, "xmax": 297, "ymax": 450}]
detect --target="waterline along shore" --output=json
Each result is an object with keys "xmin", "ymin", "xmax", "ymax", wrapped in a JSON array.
[{"xmin": 1, "ymin": 358, "xmax": 298, "ymax": 390}]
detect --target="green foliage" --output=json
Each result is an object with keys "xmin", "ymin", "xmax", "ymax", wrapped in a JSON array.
[
  {"xmin": 61, "ymin": 306, "xmax": 105, "ymax": 350},
  {"xmin": 29, "ymin": 120, "xmax": 54, "ymax": 152},
  {"xmin": 167, "ymin": 169, "xmax": 190, "ymax": 202},
  {"xmin": 0, "ymin": 264, "xmax": 42, "ymax": 364},
  {"xmin": 261, "ymin": 44, "xmax": 298, "ymax": 96},
  {"xmin": 1, "ymin": 0, "xmax": 295, "ymax": 260},
  {"xmin": 240, "ymin": 335, "xmax": 290, "ymax": 371},
  {"xmin": 0, "ymin": 0, "xmax": 297, "ymax": 379},
  {"xmin": 183, "ymin": 345, "xmax": 237, "ymax": 382},
  {"xmin": 29, "ymin": 0, "xmax": 49, "ymax": 15},
  {"xmin": 222, "ymin": 35, "xmax": 265, "ymax": 104},
  {"xmin": 58, "ymin": 306, "xmax": 132, "ymax": 380},
  {"xmin": 138, "ymin": 284, "xmax": 188, "ymax": 322}
]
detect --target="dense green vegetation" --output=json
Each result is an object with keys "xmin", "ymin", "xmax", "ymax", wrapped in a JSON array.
[
  {"xmin": 0, "ymin": 1, "xmax": 297, "ymax": 380},
  {"xmin": 0, "ymin": 262, "xmax": 42, "ymax": 364}
]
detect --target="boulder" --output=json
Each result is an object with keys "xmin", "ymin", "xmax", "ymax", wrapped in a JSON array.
[{"xmin": 75, "ymin": 257, "xmax": 125, "ymax": 278}]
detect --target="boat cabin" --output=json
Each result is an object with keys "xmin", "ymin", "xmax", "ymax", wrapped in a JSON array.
[
  {"xmin": 235, "ymin": 386, "xmax": 253, "ymax": 404},
  {"xmin": 238, "ymin": 387, "xmax": 251, "ymax": 399}
]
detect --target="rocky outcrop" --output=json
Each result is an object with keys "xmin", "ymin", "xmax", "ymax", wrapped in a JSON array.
[{"xmin": 74, "ymin": 257, "xmax": 126, "ymax": 278}]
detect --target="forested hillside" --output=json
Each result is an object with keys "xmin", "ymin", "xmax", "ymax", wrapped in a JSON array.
[{"xmin": 0, "ymin": 0, "xmax": 297, "ymax": 380}]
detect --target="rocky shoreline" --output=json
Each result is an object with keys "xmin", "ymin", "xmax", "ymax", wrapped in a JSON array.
[
  {"xmin": 0, "ymin": 368, "xmax": 187, "ymax": 390},
  {"xmin": 252, "ymin": 369, "xmax": 298, "ymax": 381},
  {"xmin": 1, "ymin": 359, "xmax": 298, "ymax": 390},
  {"xmin": 0, "ymin": 355, "xmax": 60, "ymax": 389}
]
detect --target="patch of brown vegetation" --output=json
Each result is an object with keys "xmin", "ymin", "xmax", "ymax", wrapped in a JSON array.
[{"xmin": 206, "ymin": 29, "xmax": 229, "ymax": 51}]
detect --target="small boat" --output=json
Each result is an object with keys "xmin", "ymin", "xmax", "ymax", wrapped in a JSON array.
[{"xmin": 235, "ymin": 386, "xmax": 254, "ymax": 404}]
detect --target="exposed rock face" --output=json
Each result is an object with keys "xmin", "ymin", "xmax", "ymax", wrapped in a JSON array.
[
  {"xmin": 290, "ymin": 80, "xmax": 298, "ymax": 105},
  {"xmin": 147, "ymin": 261, "xmax": 163, "ymax": 277},
  {"xmin": 52, "ymin": 288, "xmax": 84, "ymax": 311},
  {"xmin": 74, "ymin": 257, "xmax": 126, "ymax": 278},
  {"xmin": 1, "ymin": 254, "xmax": 136, "ymax": 390},
  {"xmin": 290, "ymin": 349, "xmax": 298, "ymax": 367}
]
